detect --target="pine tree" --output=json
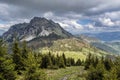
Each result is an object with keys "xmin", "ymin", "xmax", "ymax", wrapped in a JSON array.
[
  {"xmin": 84, "ymin": 53, "xmax": 92, "ymax": 70},
  {"xmin": 0, "ymin": 39, "xmax": 16, "ymax": 80},
  {"xmin": 25, "ymin": 52, "xmax": 46, "ymax": 80},
  {"xmin": 114, "ymin": 57, "xmax": 120, "ymax": 79},
  {"xmin": 62, "ymin": 53, "xmax": 67, "ymax": 66},
  {"xmin": 93, "ymin": 56, "xmax": 99, "ymax": 68},
  {"xmin": 41, "ymin": 55, "xmax": 52, "ymax": 68},
  {"xmin": 103, "ymin": 67, "xmax": 118, "ymax": 80},
  {"xmin": 58, "ymin": 56, "xmax": 65, "ymax": 68},
  {"xmin": 21, "ymin": 41, "xmax": 29, "ymax": 58},
  {"xmin": 66, "ymin": 58, "xmax": 71, "ymax": 67},
  {"xmin": 76, "ymin": 59, "xmax": 81, "ymax": 66},
  {"xmin": 87, "ymin": 61, "xmax": 105, "ymax": 80},
  {"xmin": 104, "ymin": 58, "xmax": 112, "ymax": 71},
  {"xmin": 12, "ymin": 40, "xmax": 25, "ymax": 74},
  {"xmin": 71, "ymin": 58, "xmax": 75, "ymax": 66}
]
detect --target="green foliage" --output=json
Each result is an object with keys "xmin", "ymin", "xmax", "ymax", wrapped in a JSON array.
[
  {"xmin": 84, "ymin": 53, "xmax": 92, "ymax": 70},
  {"xmin": 12, "ymin": 41, "xmax": 25, "ymax": 72},
  {"xmin": 2, "ymin": 39, "xmax": 118, "ymax": 80},
  {"xmin": 0, "ymin": 39, "xmax": 16, "ymax": 80},
  {"xmin": 21, "ymin": 41, "xmax": 29, "ymax": 58},
  {"xmin": 85, "ymin": 54, "xmax": 120, "ymax": 80},
  {"xmin": 58, "ymin": 56, "xmax": 65, "ymax": 68},
  {"xmin": 62, "ymin": 53, "xmax": 67, "ymax": 66},
  {"xmin": 24, "ymin": 52, "xmax": 46, "ymax": 80},
  {"xmin": 103, "ymin": 58, "xmax": 113, "ymax": 71},
  {"xmin": 41, "ymin": 55, "xmax": 53, "ymax": 68},
  {"xmin": 104, "ymin": 67, "xmax": 118, "ymax": 80},
  {"xmin": 76, "ymin": 59, "xmax": 82, "ymax": 66},
  {"xmin": 86, "ymin": 62, "xmax": 105, "ymax": 80}
]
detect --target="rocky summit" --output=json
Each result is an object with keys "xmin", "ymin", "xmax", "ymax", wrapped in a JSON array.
[{"xmin": 2, "ymin": 17, "xmax": 73, "ymax": 42}]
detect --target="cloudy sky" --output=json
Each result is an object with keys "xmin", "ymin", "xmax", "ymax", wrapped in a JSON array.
[{"xmin": 0, "ymin": 0, "xmax": 120, "ymax": 35}]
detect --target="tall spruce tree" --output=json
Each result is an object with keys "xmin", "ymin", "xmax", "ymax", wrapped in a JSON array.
[
  {"xmin": 0, "ymin": 39, "xmax": 16, "ymax": 80},
  {"xmin": 76, "ymin": 59, "xmax": 81, "ymax": 66},
  {"xmin": 84, "ymin": 53, "xmax": 92, "ymax": 70},
  {"xmin": 25, "ymin": 52, "xmax": 46, "ymax": 80},
  {"xmin": 12, "ymin": 40, "xmax": 25, "ymax": 73},
  {"xmin": 62, "ymin": 53, "xmax": 67, "ymax": 66},
  {"xmin": 87, "ymin": 61, "xmax": 105, "ymax": 80},
  {"xmin": 41, "ymin": 55, "xmax": 52, "ymax": 68},
  {"xmin": 21, "ymin": 41, "xmax": 29, "ymax": 58},
  {"xmin": 58, "ymin": 56, "xmax": 65, "ymax": 68}
]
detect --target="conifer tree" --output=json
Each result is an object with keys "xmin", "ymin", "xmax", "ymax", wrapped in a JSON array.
[
  {"xmin": 66, "ymin": 58, "xmax": 72, "ymax": 67},
  {"xmin": 84, "ymin": 53, "xmax": 92, "ymax": 70},
  {"xmin": 62, "ymin": 53, "xmax": 67, "ymax": 66},
  {"xmin": 25, "ymin": 52, "xmax": 46, "ymax": 80},
  {"xmin": 104, "ymin": 58, "xmax": 112, "ymax": 71},
  {"xmin": 58, "ymin": 56, "xmax": 65, "ymax": 68},
  {"xmin": 76, "ymin": 59, "xmax": 81, "ymax": 66},
  {"xmin": 70, "ymin": 58, "xmax": 75, "ymax": 66},
  {"xmin": 41, "ymin": 55, "xmax": 52, "ymax": 68},
  {"xmin": 21, "ymin": 41, "xmax": 29, "ymax": 58},
  {"xmin": 12, "ymin": 40, "xmax": 25, "ymax": 73},
  {"xmin": 0, "ymin": 39, "xmax": 16, "ymax": 80},
  {"xmin": 103, "ymin": 67, "xmax": 118, "ymax": 80},
  {"xmin": 93, "ymin": 56, "xmax": 99, "ymax": 68},
  {"xmin": 87, "ymin": 61, "xmax": 105, "ymax": 80}
]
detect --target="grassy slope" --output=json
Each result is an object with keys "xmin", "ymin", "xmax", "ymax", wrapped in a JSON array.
[
  {"xmin": 45, "ymin": 66, "xmax": 86, "ymax": 80},
  {"xmin": 39, "ymin": 38, "xmax": 108, "ymax": 60}
]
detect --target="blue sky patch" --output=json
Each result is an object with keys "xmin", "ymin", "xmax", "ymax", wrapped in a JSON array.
[
  {"xmin": 77, "ymin": 19, "xmax": 93, "ymax": 25},
  {"xmin": 0, "ymin": 20, "xmax": 7, "ymax": 24}
]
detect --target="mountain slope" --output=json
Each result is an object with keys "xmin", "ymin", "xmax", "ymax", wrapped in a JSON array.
[
  {"xmin": 2, "ymin": 17, "xmax": 73, "ymax": 42},
  {"xmin": 91, "ymin": 42, "xmax": 119, "ymax": 54},
  {"xmin": 77, "ymin": 34, "xmax": 120, "ymax": 54},
  {"xmin": 38, "ymin": 38, "xmax": 109, "ymax": 60}
]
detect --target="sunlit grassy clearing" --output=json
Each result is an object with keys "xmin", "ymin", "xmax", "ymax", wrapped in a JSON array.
[{"xmin": 45, "ymin": 66, "xmax": 86, "ymax": 80}]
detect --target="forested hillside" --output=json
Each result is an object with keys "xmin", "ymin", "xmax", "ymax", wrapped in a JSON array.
[{"xmin": 0, "ymin": 39, "xmax": 120, "ymax": 80}]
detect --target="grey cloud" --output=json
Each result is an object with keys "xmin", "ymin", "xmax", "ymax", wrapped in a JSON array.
[
  {"xmin": 1, "ymin": 0, "xmax": 119, "ymax": 20},
  {"xmin": 0, "ymin": 0, "xmax": 120, "ymax": 20},
  {"xmin": 0, "ymin": 0, "xmax": 120, "ymax": 34}
]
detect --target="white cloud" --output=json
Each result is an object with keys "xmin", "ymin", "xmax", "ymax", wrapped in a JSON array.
[
  {"xmin": 104, "ymin": 11, "xmax": 120, "ymax": 20},
  {"xmin": 0, "ymin": 24, "xmax": 10, "ymax": 31},
  {"xmin": 86, "ymin": 24, "xmax": 94, "ymax": 29},
  {"xmin": 43, "ymin": 12, "xmax": 83, "ymax": 30},
  {"xmin": 99, "ymin": 18, "xmax": 115, "ymax": 26}
]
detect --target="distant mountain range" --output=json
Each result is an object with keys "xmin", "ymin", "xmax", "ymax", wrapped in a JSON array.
[
  {"xmin": 78, "ymin": 34, "xmax": 120, "ymax": 54},
  {"xmin": 83, "ymin": 31, "xmax": 120, "ymax": 42}
]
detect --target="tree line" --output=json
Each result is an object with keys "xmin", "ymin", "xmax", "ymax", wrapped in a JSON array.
[
  {"xmin": 0, "ymin": 39, "xmax": 82, "ymax": 80},
  {"xmin": 1, "ymin": 38, "xmax": 120, "ymax": 80},
  {"xmin": 84, "ymin": 53, "xmax": 120, "ymax": 80}
]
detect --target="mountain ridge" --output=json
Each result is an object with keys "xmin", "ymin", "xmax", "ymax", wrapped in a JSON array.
[{"xmin": 2, "ymin": 17, "xmax": 73, "ymax": 42}]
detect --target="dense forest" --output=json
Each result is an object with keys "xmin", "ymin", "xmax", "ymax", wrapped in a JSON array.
[{"xmin": 0, "ymin": 39, "xmax": 120, "ymax": 80}]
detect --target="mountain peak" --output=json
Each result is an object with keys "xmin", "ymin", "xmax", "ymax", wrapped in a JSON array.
[
  {"xmin": 30, "ymin": 17, "xmax": 48, "ymax": 23},
  {"xmin": 2, "ymin": 17, "xmax": 73, "ymax": 42}
]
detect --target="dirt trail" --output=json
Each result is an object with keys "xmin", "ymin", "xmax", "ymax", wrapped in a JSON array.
[
  {"xmin": 60, "ymin": 67, "xmax": 85, "ymax": 80},
  {"xmin": 60, "ymin": 72, "xmax": 77, "ymax": 80},
  {"xmin": 60, "ymin": 74, "xmax": 70, "ymax": 80}
]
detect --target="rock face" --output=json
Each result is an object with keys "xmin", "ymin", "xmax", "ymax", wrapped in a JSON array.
[{"xmin": 2, "ymin": 17, "xmax": 73, "ymax": 42}]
